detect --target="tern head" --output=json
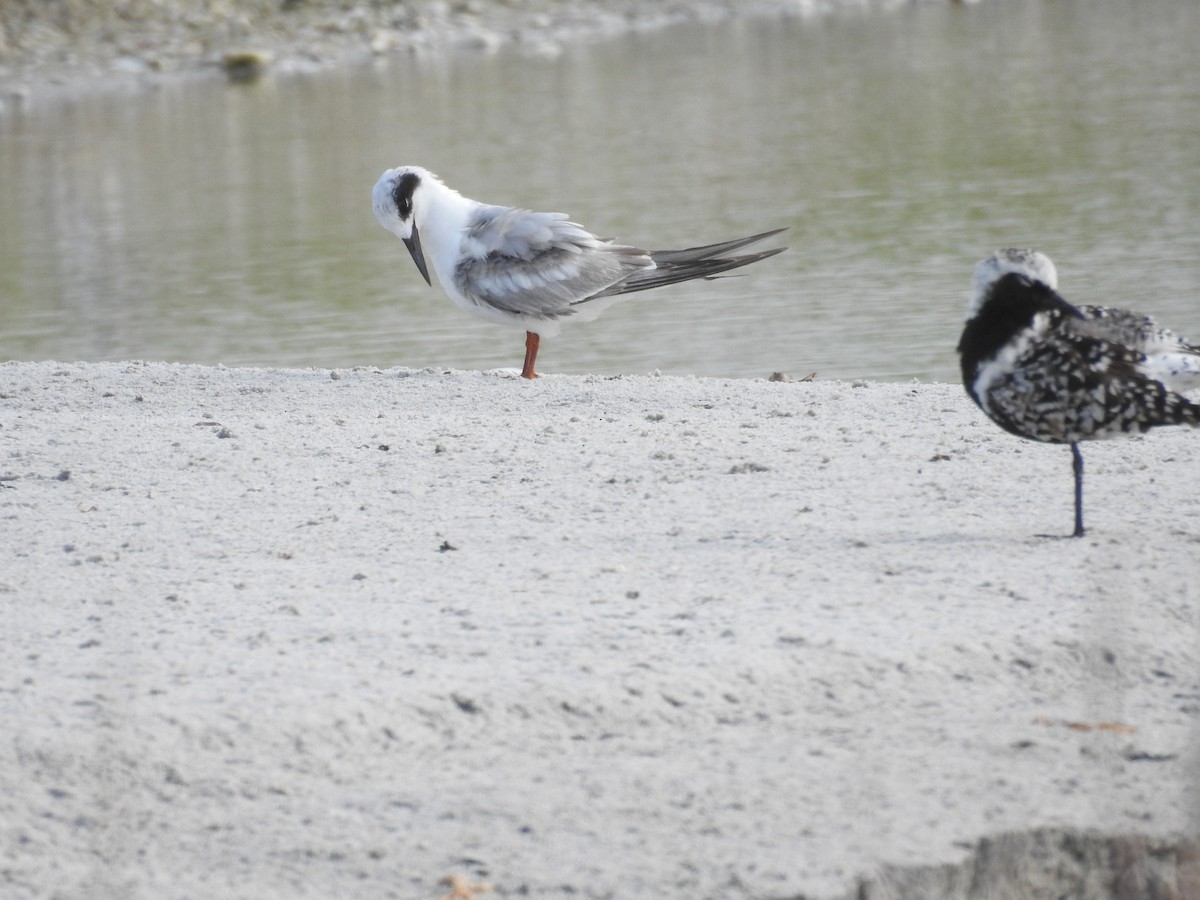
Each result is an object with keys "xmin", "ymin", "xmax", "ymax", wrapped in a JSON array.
[
  {"xmin": 372, "ymin": 166, "xmax": 436, "ymax": 285},
  {"xmin": 968, "ymin": 248, "xmax": 1058, "ymax": 318}
]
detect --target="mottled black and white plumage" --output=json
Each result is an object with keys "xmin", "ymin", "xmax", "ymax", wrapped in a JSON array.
[
  {"xmin": 958, "ymin": 248, "xmax": 1200, "ymax": 537},
  {"xmin": 970, "ymin": 249, "xmax": 1200, "ymax": 389},
  {"xmin": 372, "ymin": 165, "xmax": 787, "ymax": 379}
]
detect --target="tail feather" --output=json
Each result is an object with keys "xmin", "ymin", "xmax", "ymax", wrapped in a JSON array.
[
  {"xmin": 598, "ymin": 246, "xmax": 787, "ymax": 298},
  {"xmin": 647, "ymin": 228, "xmax": 789, "ymax": 265},
  {"xmin": 582, "ymin": 229, "xmax": 787, "ymax": 303}
]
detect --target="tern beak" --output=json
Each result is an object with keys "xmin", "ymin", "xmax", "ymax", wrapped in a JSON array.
[{"xmin": 403, "ymin": 224, "xmax": 432, "ymax": 286}]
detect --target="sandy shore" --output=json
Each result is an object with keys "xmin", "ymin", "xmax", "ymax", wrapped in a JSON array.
[{"xmin": 2, "ymin": 360, "xmax": 1198, "ymax": 899}]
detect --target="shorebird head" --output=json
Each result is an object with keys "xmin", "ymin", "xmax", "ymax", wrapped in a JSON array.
[
  {"xmin": 372, "ymin": 166, "xmax": 436, "ymax": 286},
  {"xmin": 968, "ymin": 248, "xmax": 1058, "ymax": 318}
]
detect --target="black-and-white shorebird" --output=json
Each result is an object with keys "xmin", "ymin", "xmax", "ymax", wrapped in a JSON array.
[
  {"xmin": 958, "ymin": 248, "xmax": 1200, "ymax": 537},
  {"xmin": 372, "ymin": 166, "xmax": 787, "ymax": 379}
]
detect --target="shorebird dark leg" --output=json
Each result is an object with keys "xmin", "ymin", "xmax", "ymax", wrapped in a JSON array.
[
  {"xmin": 521, "ymin": 331, "xmax": 540, "ymax": 379},
  {"xmin": 1070, "ymin": 441, "xmax": 1085, "ymax": 537}
]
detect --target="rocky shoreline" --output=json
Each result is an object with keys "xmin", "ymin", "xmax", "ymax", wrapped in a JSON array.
[{"xmin": 0, "ymin": 0, "xmax": 943, "ymax": 94}]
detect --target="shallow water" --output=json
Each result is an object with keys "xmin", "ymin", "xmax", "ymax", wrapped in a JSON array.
[{"xmin": 1, "ymin": 0, "xmax": 1198, "ymax": 381}]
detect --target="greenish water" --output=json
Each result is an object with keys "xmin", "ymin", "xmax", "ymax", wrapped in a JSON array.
[{"xmin": 1, "ymin": 0, "xmax": 1197, "ymax": 381}]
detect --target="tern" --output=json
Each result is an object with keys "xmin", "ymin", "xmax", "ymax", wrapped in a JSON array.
[
  {"xmin": 958, "ymin": 248, "xmax": 1200, "ymax": 537},
  {"xmin": 372, "ymin": 166, "xmax": 787, "ymax": 378}
]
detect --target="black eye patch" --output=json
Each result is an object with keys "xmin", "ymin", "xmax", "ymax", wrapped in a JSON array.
[{"xmin": 392, "ymin": 172, "xmax": 420, "ymax": 219}]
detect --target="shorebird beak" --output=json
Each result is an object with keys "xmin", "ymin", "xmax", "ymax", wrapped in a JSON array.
[{"xmin": 403, "ymin": 224, "xmax": 432, "ymax": 286}]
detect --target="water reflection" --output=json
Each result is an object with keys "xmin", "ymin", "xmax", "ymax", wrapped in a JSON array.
[{"xmin": 0, "ymin": 0, "xmax": 1197, "ymax": 381}]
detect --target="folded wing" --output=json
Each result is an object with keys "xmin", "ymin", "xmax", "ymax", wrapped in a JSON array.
[{"xmin": 454, "ymin": 210, "xmax": 786, "ymax": 320}]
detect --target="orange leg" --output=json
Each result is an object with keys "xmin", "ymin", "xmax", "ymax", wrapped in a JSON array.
[{"xmin": 521, "ymin": 331, "xmax": 541, "ymax": 379}]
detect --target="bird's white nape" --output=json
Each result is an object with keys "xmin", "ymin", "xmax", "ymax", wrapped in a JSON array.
[{"xmin": 968, "ymin": 248, "xmax": 1059, "ymax": 319}]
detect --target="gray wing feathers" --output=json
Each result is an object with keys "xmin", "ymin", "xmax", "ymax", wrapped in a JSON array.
[
  {"xmin": 456, "ymin": 206, "xmax": 653, "ymax": 319},
  {"xmin": 456, "ymin": 211, "xmax": 787, "ymax": 318},
  {"xmin": 466, "ymin": 206, "xmax": 587, "ymax": 258}
]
